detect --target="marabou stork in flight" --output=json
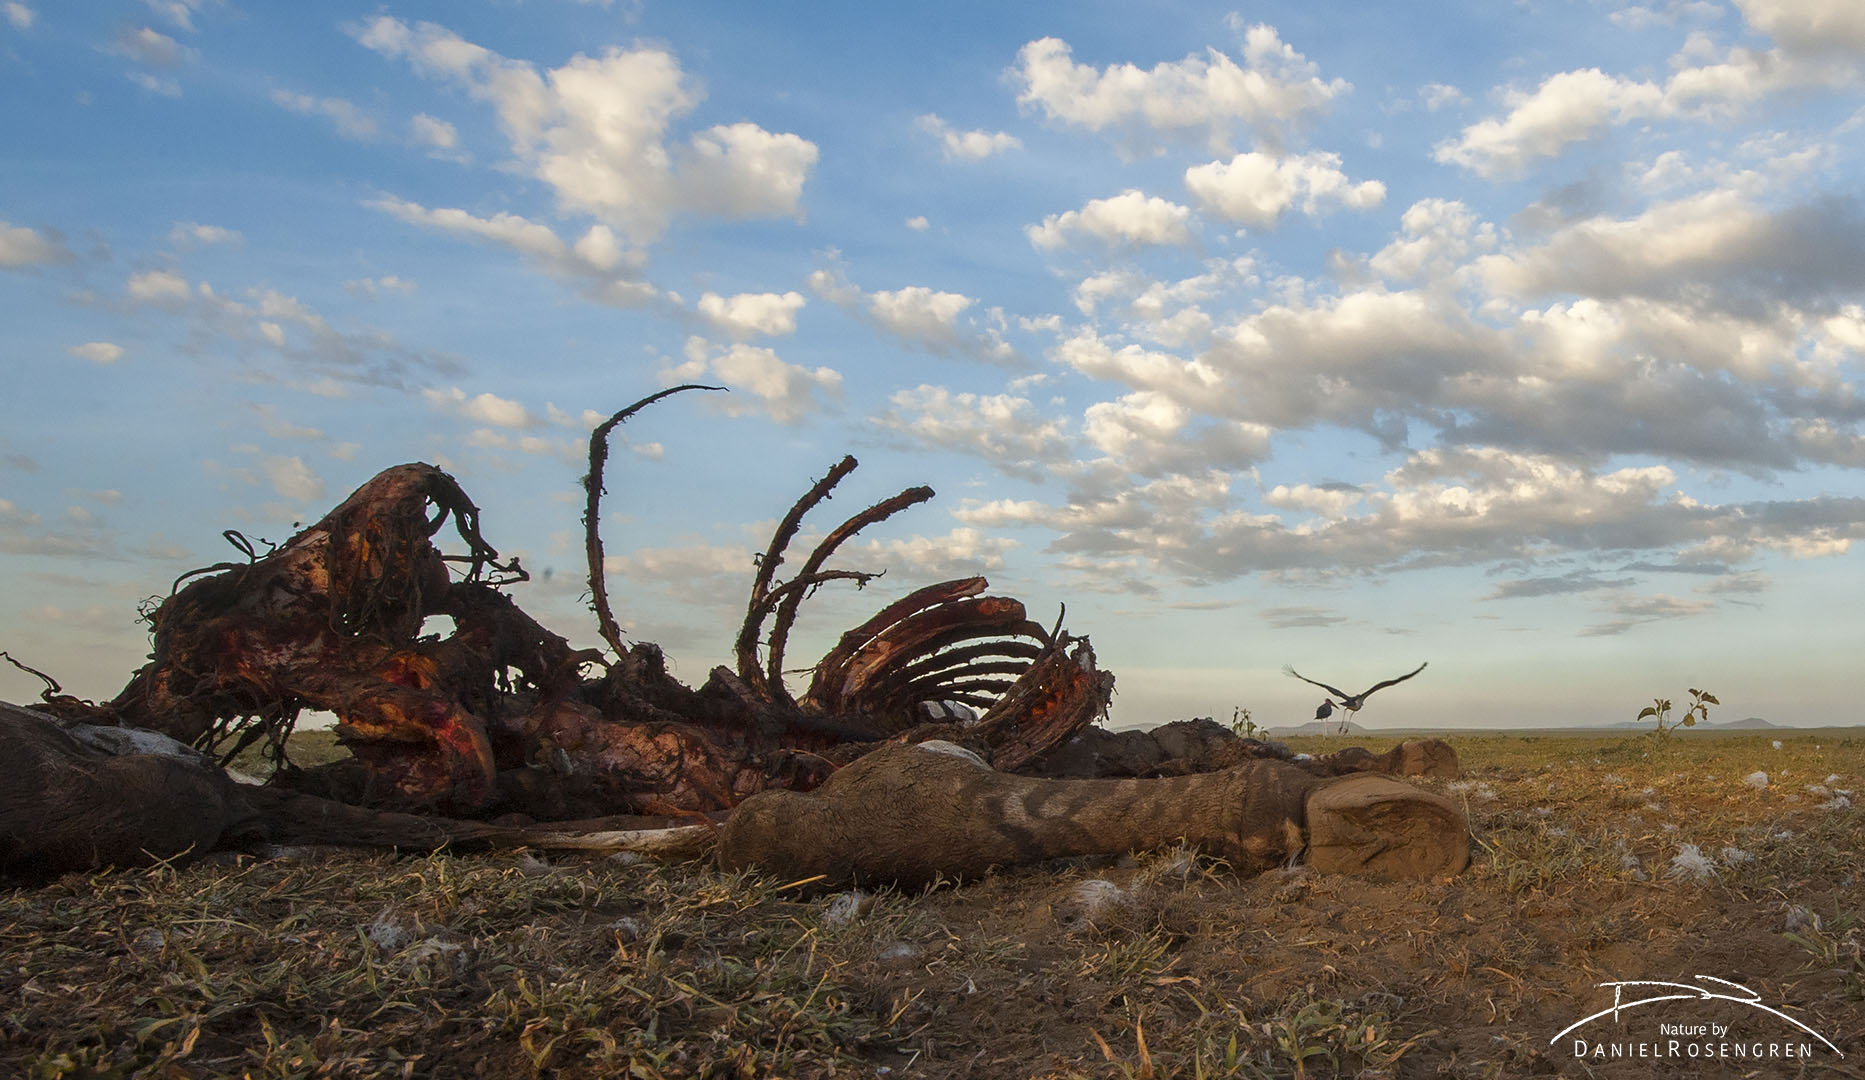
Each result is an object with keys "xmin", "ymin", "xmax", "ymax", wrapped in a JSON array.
[{"xmin": 1284, "ymin": 661, "xmax": 1428, "ymax": 734}]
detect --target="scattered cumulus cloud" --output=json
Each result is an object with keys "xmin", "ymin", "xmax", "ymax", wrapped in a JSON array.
[
  {"xmin": 126, "ymin": 268, "xmax": 191, "ymax": 304},
  {"xmin": 905, "ymin": 215, "xmax": 930, "ymax": 230},
  {"xmin": 423, "ymin": 386, "xmax": 536, "ymax": 428},
  {"xmin": 0, "ymin": 222, "xmax": 72, "ymax": 267},
  {"xmin": 112, "ymin": 26, "xmax": 193, "ymax": 66},
  {"xmin": 168, "ymin": 221, "xmax": 240, "ymax": 247},
  {"xmin": 262, "ymin": 456, "xmax": 326, "ymax": 503},
  {"xmin": 343, "ymin": 275, "xmax": 417, "ymax": 299},
  {"xmin": 129, "ymin": 72, "xmax": 181, "ymax": 97},
  {"xmin": 696, "ymin": 290, "xmax": 807, "ymax": 338},
  {"xmin": 1420, "ymin": 82, "xmax": 1467, "ymax": 111},
  {"xmin": 849, "ymin": 527, "xmax": 1021, "ymax": 575},
  {"xmin": 352, "ymin": 16, "xmax": 818, "ymax": 244},
  {"xmin": 1435, "ymin": 39, "xmax": 1859, "ymax": 178},
  {"xmin": 664, "ymin": 336, "xmax": 842, "ymax": 424},
  {"xmin": 868, "ymin": 286, "xmax": 975, "ymax": 344},
  {"xmin": 144, "ymin": 0, "xmax": 209, "ymax": 33},
  {"xmin": 271, "ymin": 89, "xmax": 378, "ymax": 140},
  {"xmin": 66, "ymin": 342, "xmax": 124, "ymax": 365},
  {"xmin": 1733, "ymin": 0, "xmax": 1865, "ymax": 54},
  {"xmin": 365, "ymin": 195, "xmax": 657, "ymax": 308},
  {"xmin": 1184, "ymin": 150, "xmax": 1385, "ymax": 228},
  {"xmin": 871, "ymin": 385, "xmax": 1071, "ymax": 478},
  {"xmin": 4, "ymin": 2, "xmax": 33, "ymax": 31},
  {"xmin": 409, "ymin": 112, "xmax": 457, "ymax": 149},
  {"xmin": 807, "ymin": 267, "xmax": 1020, "ymax": 365},
  {"xmin": 1009, "ymin": 27, "xmax": 1348, "ymax": 155},
  {"xmin": 1027, "ymin": 189, "xmax": 1194, "ymax": 250},
  {"xmin": 916, "ymin": 114, "xmax": 1022, "ymax": 159}
]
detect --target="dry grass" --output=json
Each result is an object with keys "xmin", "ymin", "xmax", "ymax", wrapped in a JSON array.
[{"xmin": 4, "ymin": 731, "xmax": 1862, "ymax": 1078}]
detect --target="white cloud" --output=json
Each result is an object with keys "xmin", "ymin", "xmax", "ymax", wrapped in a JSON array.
[
  {"xmin": 1009, "ymin": 27, "xmax": 1348, "ymax": 154},
  {"xmin": 1083, "ymin": 391, "xmax": 1272, "ymax": 476},
  {"xmin": 129, "ymin": 72, "xmax": 181, "ymax": 97},
  {"xmin": 1264, "ymin": 483, "xmax": 1365, "ymax": 518},
  {"xmin": 127, "ymin": 268, "xmax": 191, "ymax": 304},
  {"xmin": 1054, "ymin": 327, "xmax": 1223, "ymax": 405},
  {"xmin": 1473, "ymin": 185, "xmax": 1865, "ymax": 311},
  {"xmin": 145, "ymin": 0, "xmax": 206, "ymax": 32},
  {"xmin": 664, "ymin": 337, "xmax": 842, "ymax": 424},
  {"xmin": 353, "ymin": 17, "xmax": 817, "ymax": 243},
  {"xmin": 849, "ymin": 528, "xmax": 1021, "ymax": 575},
  {"xmin": 871, "ymin": 385, "xmax": 1071, "ymax": 477},
  {"xmin": 368, "ymin": 192, "xmax": 564, "ymax": 264},
  {"xmin": 0, "ymin": 222, "xmax": 71, "ymax": 267},
  {"xmin": 271, "ymin": 89, "xmax": 378, "ymax": 140},
  {"xmin": 1070, "ymin": 261, "xmax": 1251, "ymax": 348},
  {"xmin": 113, "ymin": 26, "xmax": 192, "ymax": 66},
  {"xmin": 343, "ymin": 275, "xmax": 417, "ymax": 299},
  {"xmin": 423, "ymin": 386, "xmax": 536, "ymax": 428},
  {"xmin": 262, "ymin": 456, "xmax": 325, "ymax": 503},
  {"xmin": 1437, "ymin": 42, "xmax": 1855, "ymax": 178},
  {"xmin": 67, "ymin": 342, "xmax": 124, "ymax": 365},
  {"xmin": 808, "ymin": 268, "xmax": 1020, "ymax": 365},
  {"xmin": 1367, "ymin": 198, "xmax": 1497, "ymax": 281},
  {"xmin": 603, "ymin": 541, "xmax": 750, "ymax": 582},
  {"xmin": 905, "ymin": 215, "xmax": 930, "ymax": 231},
  {"xmin": 696, "ymin": 290, "xmax": 806, "ymax": 338},
  {"xmin": 1184, "ymin": 150, "xmax": 1385, "ymax": 228},
  {"xmin": 4, "ymin": 2, "xmax": 32, "ymax": 31},
  {"xmin": 365, "ymin": 195, "xmax": 656, "ymax": 306},
  {"xmin": 1608, "ymin": 2, "xmax": 1723, "ymax": 30},
  {"xmin": 1734, "ymin": 0, "xmax": 1865, "ymax": 54},
  {"xmin": 168, "ymin": 221, "xmax": 240, "ymax": 246},
  {"xmin": 1027, "ymin": 189, "xmax": 1193, "ymax": 250},
  {"xmin": 409, "ymin": 112, "xmax": 457, "ymax": 149},
  {"xmin": 952, "ymin": 439, "xmax": 1865, "ymax": 584},
  {"xmin": 1420, "ymin": 82, "xmax": 1467, "ymax": 111},
  {"xmin": 868, "ymin": 285, "xmax": 974, "ymax": 345},
  {"xmin": 674, "ymin": 122, "xmax": 819, "ymax": 221},
  {"xmin": 1435, "ymin": 68, "xmax": 1664, "ymax": 178},
  {"xmin": 916, "ymin": 114, "xmax": 1022, "ymax": 160}
]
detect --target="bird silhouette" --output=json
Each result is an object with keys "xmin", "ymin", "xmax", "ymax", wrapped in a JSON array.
[{"xmin": 1285, "ymin": 662, "xmax": 1428, "ymax": 734}]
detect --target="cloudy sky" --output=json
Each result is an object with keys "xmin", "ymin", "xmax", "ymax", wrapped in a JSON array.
[{"xmin": 4, "ymin": 1, "xmax": 1863, "ymax": 730}]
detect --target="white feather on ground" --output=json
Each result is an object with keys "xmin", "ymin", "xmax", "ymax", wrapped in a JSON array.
[{"xmin": 1668, "ymin": 843, "xmax": 1717, "ymax": 881}]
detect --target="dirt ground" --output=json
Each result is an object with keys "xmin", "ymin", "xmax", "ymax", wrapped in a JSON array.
[{"xmin": 3, "ymin": 731, "xmax": 1861, "ymax": 1079}]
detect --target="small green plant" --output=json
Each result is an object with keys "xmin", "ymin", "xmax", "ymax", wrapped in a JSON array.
[
  {"xmin": 1638, "ymin": 687, "xmax": 1718, "ymax": 740},
  {"xmin": 1230, "ymin": 705, "xmax": 1262, "ymax": 739}
]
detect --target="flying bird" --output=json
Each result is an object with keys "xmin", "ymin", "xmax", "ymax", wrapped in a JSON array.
[{"xmin": 1285, "ymin": 661, "xmax": 1428, "ymax": 734}]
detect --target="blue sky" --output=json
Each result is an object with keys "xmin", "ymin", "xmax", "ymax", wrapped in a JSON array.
[{"xmin": 3, "ymin": 0, "xmax": 1863, "ymax": 730}]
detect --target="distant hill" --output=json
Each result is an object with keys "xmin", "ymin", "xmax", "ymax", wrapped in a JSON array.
[{"xmin": 1715, "ymin": 716, "xmax": 1778, "ymax": 729}]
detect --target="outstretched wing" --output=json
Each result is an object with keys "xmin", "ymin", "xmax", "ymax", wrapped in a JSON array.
[
  {"xmin": 1359, "ymin": 661, "xmax": 1428, "ymax": 699},
  {"xmin": 1284, "ymin": 665, "xmax": 1350, "ymax": 701}
]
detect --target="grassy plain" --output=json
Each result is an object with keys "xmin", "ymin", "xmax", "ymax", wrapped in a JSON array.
[{"xmin": 3, "ymin": 731, "xmax": 1861, "ymax": 1078}]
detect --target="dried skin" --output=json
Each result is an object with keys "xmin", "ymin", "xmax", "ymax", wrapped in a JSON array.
[{"xmin": 718, "ymin": 742, "xmax": 1470, "ymax": 889}]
